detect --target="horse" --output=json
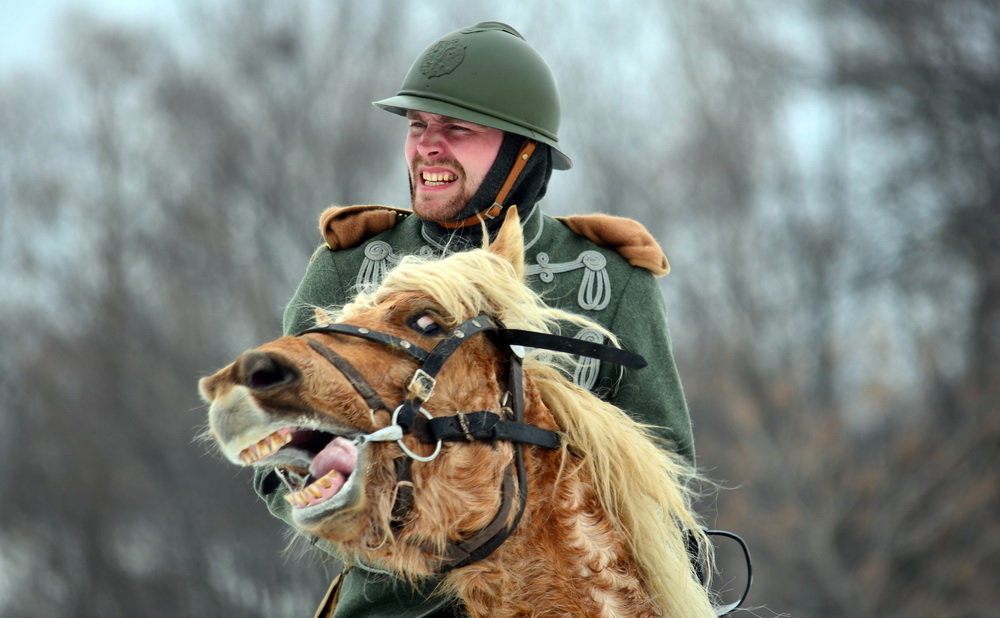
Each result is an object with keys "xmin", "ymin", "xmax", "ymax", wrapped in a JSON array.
[{"xmin": 199, "ymin": 210, "xmax": 717, "ymax": 617}]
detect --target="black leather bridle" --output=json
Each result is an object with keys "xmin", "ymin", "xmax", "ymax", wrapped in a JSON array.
[
  {"xmin": 296, "ymin": 314, "xmax": 646, "ymax": 571},
  {"xmin": 295, "ymin": 314, "xmax": 752, "ymax": 615}
]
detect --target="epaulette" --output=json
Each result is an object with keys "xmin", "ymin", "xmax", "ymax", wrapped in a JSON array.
[
  {"xmin": 319, "ymin": 205, "xmax": 411, "ymax": 251},
  {"xmin": 558, "ymin": 214, "xmax": 670, "ymax": 276}
]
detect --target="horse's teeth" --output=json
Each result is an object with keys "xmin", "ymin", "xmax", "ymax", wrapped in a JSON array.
[
  {"xmin": 307, "ymin": 485, "xmax": 323, "ymax": 498},
  {"xmin": 239, "ymin": 430, "xmax": 294, "ymax": 465},
  {"xmin": 283, "ymin": 491, "xmax": 307, "ymax": 507}
]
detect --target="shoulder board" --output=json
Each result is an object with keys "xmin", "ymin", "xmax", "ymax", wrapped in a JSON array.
[
  {"xmin": 557, "ymin": 214, "xmax": 670, "ymax": 276},
  {"xmin": 319, "ymin": 205, "xmax": 411, "ymax": 251}
]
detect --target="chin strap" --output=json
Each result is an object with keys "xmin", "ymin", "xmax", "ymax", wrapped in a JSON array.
[{"xmin": 437, "ymin": 141, "xmax": 537, "ymax": 230}]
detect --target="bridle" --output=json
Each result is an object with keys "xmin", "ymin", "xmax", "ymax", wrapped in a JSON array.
[
  {"xmin": 296, "ymin": 314, "xmax": 753, "ymax": 616},
  {"xmin": 296, "ymin": 313, "xmax": 646, "ymax": 572}
]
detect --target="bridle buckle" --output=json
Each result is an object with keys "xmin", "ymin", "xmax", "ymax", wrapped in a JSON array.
[{"xmin": 407, "ymin": 369, "xmax": 436, "ymax": 398}]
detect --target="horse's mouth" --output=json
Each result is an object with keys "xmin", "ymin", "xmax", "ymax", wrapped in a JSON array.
[{"xmin": 238, "ymin": 427, "xmax": 363, "ymax": 521}]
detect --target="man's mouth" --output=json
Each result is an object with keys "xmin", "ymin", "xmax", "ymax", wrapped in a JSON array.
[{"xmin": 421, "ymin": 170, "xmax": 458, "ymax": 187}]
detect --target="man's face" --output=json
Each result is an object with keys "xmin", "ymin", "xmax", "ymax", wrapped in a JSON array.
[{"xmin": 404, "ymin": 111, "xmax": 504, "ymax": 222}]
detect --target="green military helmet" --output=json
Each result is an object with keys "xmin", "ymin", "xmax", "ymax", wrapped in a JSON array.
[{"xmin": 374, "ymin": 21, "xmax": 572, "ymax": 170}]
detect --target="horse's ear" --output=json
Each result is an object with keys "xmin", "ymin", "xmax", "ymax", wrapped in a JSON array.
[
  {"xmin": 313, "ymin": 306, "xmax": 334, "ymax": 326},
  {"xmin": 489, "ymin": 207, "xmax": 525, "ymax": 280}
]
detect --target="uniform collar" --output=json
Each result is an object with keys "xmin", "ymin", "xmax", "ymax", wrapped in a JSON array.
[{"xmin": 418, "ymin": 204, "xmax": 544, "ymax": 255}]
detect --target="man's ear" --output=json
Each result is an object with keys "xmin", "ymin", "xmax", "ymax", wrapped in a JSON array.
[{"xmin": 488, "ymin": 207, "xmax": 525, "ymax": 281}]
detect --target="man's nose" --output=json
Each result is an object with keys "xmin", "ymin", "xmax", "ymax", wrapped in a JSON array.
[{"xmin": 416, "ymin": 128, "xmax": 444, "ymax": 158}]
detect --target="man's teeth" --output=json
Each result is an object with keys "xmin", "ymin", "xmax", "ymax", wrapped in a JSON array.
[
  {"xmin": 238, "ymin": 428, "xmax": 293, "ymax": 464},
  {"xmin": 422, "ymin": 171, "xmax": 457, "ymax": 186}
]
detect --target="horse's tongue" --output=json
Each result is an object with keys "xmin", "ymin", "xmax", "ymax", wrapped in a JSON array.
[{"xmin": 309, "ymin": 437, "xmax": 358, "ymax": 479}]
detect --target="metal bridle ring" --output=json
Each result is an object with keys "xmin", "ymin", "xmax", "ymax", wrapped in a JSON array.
[{"xmin": 392, "ymin": 405, "xmax": 443, "ymax": 463}]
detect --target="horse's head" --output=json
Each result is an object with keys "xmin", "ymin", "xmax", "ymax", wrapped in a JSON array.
[{"xmin": 199, "ymin": 210, "xmax": 546, "ymax": 571}]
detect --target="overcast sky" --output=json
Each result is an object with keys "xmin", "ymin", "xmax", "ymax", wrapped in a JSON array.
[{"xmin": 2, "ymin": 0, "xmax": 176, "ymax": 70}]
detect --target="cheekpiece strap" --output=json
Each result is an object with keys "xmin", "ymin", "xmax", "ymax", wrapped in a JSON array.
[
  {"xmin": 417, "ymin": 316, "xmax": 503, "ymax": 378},
  {"xmin": 438, "ymin": 465, "xmax": 517, "ymax": 568}
]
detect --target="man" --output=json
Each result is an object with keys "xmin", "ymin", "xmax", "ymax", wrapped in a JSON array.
[{"xmin": 258, "ymin": 22, "xmax": 695, "ymax": 617}]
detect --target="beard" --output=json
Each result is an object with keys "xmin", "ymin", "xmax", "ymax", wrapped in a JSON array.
[{"xmin": 408, "ymin": 157, "xmax": 476, "ymax": 222}]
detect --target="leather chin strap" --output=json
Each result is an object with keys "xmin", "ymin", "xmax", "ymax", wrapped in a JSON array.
[
  {"xmin": 297, "ymin": 314, "xmax": 644, "ymax": 573},
  {"xmin": 437, "ymin": 141, "xmax": 538, "ymax": 230}
]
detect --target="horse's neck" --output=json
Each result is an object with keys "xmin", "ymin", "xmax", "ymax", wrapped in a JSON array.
[{"xmin": 449, "ymin": 448, "xmax": 659, "ymax": 618}]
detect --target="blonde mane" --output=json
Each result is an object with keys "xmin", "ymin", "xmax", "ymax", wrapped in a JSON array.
[{"xmin": 333, "ymin": 245, "xmax": 716, "ymax": 616}]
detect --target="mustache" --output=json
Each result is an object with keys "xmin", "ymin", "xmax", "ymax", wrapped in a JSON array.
[{"xmin": 410, "ymin": 156, "xmax": 465, "ymax": 177}]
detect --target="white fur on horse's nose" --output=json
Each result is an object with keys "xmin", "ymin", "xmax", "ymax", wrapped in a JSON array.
[{"xmin": 206, "ymin": 384, "xmax": 276, "ymax": 461}]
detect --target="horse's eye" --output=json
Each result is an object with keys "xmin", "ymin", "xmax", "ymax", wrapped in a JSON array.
[{"xmin": 408, "ymin": 313, "xmax": 443, "ymax": 336}]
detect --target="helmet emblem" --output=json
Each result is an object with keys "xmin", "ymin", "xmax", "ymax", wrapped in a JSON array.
[{"xmin": 420, "ymin": 39, "xmax": 467, "ymax": 78}]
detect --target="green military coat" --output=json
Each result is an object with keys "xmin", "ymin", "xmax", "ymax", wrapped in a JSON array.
[{"xmin": 258, "ymin": 205, "xmax": 694, "ymax": 617}]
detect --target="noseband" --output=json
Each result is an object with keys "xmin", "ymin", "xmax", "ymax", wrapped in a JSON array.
[{"xmin": 296, "ymin": 314, "xmax": 645, "ymax": 572}]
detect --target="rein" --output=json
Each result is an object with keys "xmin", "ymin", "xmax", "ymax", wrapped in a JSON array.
[{"xmin": 296, "ymin": 314, "xmax": 643, "ymax": 571}]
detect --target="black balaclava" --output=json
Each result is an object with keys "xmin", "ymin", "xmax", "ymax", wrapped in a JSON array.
[{"xmin": 418, "ymin": 132, "xmax": 554, "ymax": 248}]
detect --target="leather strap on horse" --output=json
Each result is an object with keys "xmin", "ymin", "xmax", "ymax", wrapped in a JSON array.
[
  {"xmin": 389, "ymin": 457, "xmax": 415, "ymax": 534},
  {"xmin": 295, "ymin": 313, "xmax": 646, "ymax": 573},
  {"xmin": 705, "ymin": 529, "xmax": 753, "ymax": 616},
  {"xmin": 301, "ymin": 323, "xmax": 430, "ymax": 364},
  {"xmin": 501, "ymin": 329, "xmax": 648, "ymax": 370},
  {"xmin": 436, "ymin": 354, "xmax": 531, "ymax": 572},
  {"xmin": 298, "ymin": 310, "xmax": 755, "ymax": 611},
  {"xmin": 439, "ymin": 466, "xmax": 517, "ymax": 567},
  {"xmin": 306, "ymin": 338, "xmax": 392, "ymax": 415},
  {"xmin": 437, "ymin": 141, "xmax": 537, "ymax": 230},
  {"xmin": 419, "ymin": 410, "xmax": 561, "ymax": 449}
]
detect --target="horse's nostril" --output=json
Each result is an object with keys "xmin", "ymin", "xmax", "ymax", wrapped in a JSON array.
[
  {"xmin": 238, "ymin": 351, "xmax": 298, "ymax": 390},
  {"xmin": 249, "ymin": 365, "xmax": 285, "ymax": 389}
]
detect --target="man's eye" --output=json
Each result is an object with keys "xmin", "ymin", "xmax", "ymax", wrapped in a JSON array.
[{"xmin": 408, "ymin": 313, "xmax": 443, "ymax": 336}]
